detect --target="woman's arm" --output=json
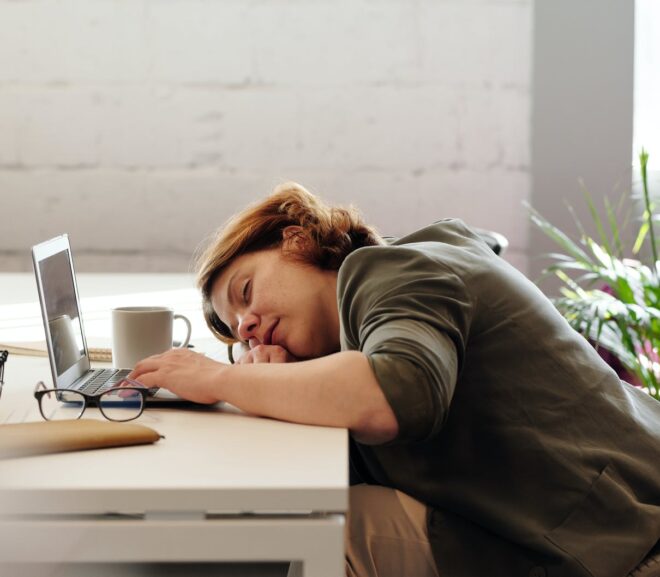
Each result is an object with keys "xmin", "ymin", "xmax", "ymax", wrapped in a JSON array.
[{"xmin": 128, "ymin": 348, "xmax": 399, "ymax": 445}]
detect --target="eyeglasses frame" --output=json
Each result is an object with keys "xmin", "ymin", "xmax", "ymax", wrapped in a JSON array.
[
  {"xmin": 0, "ymin": 350, "xmax": 8, "ymax": 400},
  {"xmin": 33, "ymin": 379, "xmax": 151, "ymax": 422}
]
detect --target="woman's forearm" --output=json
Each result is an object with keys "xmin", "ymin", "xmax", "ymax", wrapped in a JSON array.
[{"xmin": 215, "ymin": 350, "xmax": 399, "ymax": 445}]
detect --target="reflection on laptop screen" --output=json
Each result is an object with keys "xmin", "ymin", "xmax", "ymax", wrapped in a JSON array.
[{"xmin": 38, "ymin": 250, "xmax": 85, "ymax": 375}]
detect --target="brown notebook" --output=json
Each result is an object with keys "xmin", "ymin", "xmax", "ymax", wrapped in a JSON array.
[{"xmin": 0, "ymin": 419, "xmax": 163, "ymax": 459}]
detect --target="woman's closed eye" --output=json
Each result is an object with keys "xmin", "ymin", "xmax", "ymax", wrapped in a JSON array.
[{"xmin": 242, "ymin": 279, "xmax": 251, "ymax": 304}]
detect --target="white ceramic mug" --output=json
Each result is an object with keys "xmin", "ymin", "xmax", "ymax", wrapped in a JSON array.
[{"xmin": 111, "ymin": 307, "xmax": 192, "ymax": 369}]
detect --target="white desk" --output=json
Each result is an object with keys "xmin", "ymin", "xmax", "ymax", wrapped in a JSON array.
[{"xmin": 0, "ymin": 274, "xmax": 348, "ymax": 577}]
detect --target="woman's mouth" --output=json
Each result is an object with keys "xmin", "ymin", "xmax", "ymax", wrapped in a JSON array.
[{"xmin": 265, "ymin": 319, "xmax": 280, "ymax": 346}]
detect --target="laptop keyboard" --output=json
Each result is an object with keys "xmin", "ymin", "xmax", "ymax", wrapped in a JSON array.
[{"xmin": 78, "ymin": 368, "xmax": 132, "ymax": 395}]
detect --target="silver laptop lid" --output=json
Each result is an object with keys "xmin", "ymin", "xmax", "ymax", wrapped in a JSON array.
[{"xmin": 31, "ymin": 235, "xmax": 91, "ymax": 389}]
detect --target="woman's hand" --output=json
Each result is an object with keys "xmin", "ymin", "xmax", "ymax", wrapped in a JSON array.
[
  {"xmin": 237, "ymin": 341, "xmax": 298, "ymax": 364},
  {"xmin": 127, "ymin": 348, "xmax": 226, "ymax": 404}
]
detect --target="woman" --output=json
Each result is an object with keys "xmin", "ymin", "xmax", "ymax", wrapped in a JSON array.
[{"xmin": 128, "ymin": 183, "xmax": 660, "ymax": 577}]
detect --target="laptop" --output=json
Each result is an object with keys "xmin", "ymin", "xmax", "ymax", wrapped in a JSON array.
[{"xmin": 32, "ymin": 234, "xmax": 183, "ymax": 402}]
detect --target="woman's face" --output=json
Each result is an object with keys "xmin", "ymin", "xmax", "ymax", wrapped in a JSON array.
[{"xmin": 211, "ymin": 247, "xmax": 341, "ymax": 360}]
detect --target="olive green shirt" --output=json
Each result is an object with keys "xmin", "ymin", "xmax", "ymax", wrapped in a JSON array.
[{"xmin": 337, "ymin": 220, "xmax": 660, "ymax": 577}]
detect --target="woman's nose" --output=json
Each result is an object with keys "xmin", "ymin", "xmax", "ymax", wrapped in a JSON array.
[{"xmin": 237, "ymin": 313, "xmax": 259, "ymax": 342}]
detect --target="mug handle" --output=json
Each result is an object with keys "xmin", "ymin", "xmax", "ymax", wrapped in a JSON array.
[{"xmin": 173, "ymin": 314, "xmax": 192, "ymax": 348}]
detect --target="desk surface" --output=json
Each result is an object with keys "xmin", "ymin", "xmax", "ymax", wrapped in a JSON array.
[{"xmin": 0, "ymin": 274, "xmax": 348, "ymax": 517}]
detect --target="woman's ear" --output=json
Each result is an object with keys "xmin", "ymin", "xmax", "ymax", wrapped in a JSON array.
[{"xmin": 281, "ymin": 226, "xmax": 307, "ymax": 251}]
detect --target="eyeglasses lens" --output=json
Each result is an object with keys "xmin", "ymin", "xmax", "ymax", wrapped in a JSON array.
[
  {"xmin": 99, "ymin": 388, "xmax": 144, "ymax": 421},
  {"xmin": 39, "ymin": 390, "xmax": 85, "ymax": 421}
]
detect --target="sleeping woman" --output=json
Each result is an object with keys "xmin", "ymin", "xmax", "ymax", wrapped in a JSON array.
[{"xmin": 127, "ymin": 182, "xmax": 660, "ymax": 577}]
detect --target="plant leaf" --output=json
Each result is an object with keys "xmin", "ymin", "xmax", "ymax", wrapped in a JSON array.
[
  {"xmin": 633, "ymin": 217, "xmax": 650, "ymax": 255},
  {"xmin": 604, "ymin": 196, "xmax": 624, "ymax": 258},
  {"xmin": 528, "ymin": 205, "xmax": 595, "ymax": 265},
  {"xmin": 582, "ymin": 183, "xmax": 613, "ymax": 255}
]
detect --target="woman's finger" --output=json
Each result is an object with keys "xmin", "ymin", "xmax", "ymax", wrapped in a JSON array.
[
  {"xmin": 128, "ymin": 371, "xmax": 159, "ymax": 389},
  {"xmin": 128, "ymin": 358, "xmax": 164, "ymax": 380},
  {"xmin": 237, "ymin": 351, "xmax": 254, "ymax": 364},
  {"xmin": 250, "ymin": 347, "xmax": 271, "ymax": 363},
  {"xmin": 271, "ymin": 348, "xmax": 289, "ymax": 363}
]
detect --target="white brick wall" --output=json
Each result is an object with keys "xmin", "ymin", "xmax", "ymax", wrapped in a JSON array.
[{"xmin": 0, "ymin": 0, "xmax": 532, "ymax": 274}]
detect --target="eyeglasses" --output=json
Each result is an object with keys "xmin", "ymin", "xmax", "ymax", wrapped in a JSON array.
[
  {"xmin": 34, "ymin": 379, "xmax": 150, "ymax": 422},
  {"xmin": 0, "ymin": 350, "xmax": 7, "ymax": 400}
]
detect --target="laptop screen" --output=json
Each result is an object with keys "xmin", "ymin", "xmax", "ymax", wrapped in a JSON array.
[{"xmin": 38, "ymin": 249, "xmax": 86, "ymax": 376}]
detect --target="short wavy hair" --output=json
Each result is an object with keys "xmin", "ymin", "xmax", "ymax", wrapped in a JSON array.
[{"xmin": 195, "ymin": 182, "xmax": 384, "ymax": 343}]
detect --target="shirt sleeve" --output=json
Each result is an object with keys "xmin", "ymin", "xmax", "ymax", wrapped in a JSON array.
[{"xmin": 338, "ymin": 245, "xmax": 472, "ymax": 444}]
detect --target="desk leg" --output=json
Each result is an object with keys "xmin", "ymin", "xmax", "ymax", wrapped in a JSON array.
[
  {"xmin": 277, "ymin": 516, "xmax": 344, "ymax": 577},
  {"xmin": 287, "ymin": 561, "xmax": 303, "ymax": 577},
  {"xmin": 287, "ymin": 539, "xmax": 345, "ymax": 577},
  {"xmin": 289, "ymin": 550, "xmax": 345, "ymax": 577}
]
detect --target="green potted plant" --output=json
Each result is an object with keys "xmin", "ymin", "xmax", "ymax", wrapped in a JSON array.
[{"xmin": 529, "ymin": 150, "xmax": 659, "ymax": 400}]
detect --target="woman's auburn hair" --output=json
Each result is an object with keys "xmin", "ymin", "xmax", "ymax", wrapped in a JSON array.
[{"xmin": 195, "ymin": 182, "xmax": 384, "ymax": 343}]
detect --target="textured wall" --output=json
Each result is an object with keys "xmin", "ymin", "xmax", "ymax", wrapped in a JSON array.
[{"xmin": 0, "ymin": 0, "xmax": 532, "ymax": 274}]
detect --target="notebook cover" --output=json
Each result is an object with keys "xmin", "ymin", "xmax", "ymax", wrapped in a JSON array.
[{"xmin": 0, "ymin": 419, "xmax": 162, "ymax": 459}]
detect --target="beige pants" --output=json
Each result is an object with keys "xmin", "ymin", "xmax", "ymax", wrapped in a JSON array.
[
  {"xmin": 345, "ymin": 484, "xmax": 440, "ymax": 577},
  {"xmin": 346, "ymin": 486, "xmax": 660, "ymax": 577}
]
